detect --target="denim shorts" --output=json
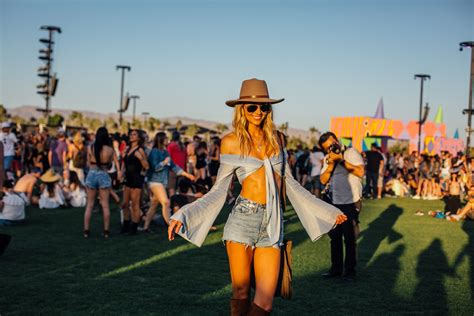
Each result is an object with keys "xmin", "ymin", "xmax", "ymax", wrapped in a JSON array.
[
  {"xmin": 85, "ymin": 169, "xmax": 112, "ymax": 189},
  {"xmin": 222, "ymin": 195, "xmax": 281, "ymax": 248}
]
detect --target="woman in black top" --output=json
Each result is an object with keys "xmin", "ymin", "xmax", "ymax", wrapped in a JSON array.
[
  {"xmin": 121, "ymin": 129, "xmax": 149, "ymax": 234},
  {"xmin": 195, "ymin": 141, "xmax": 208, "ymax": 180},
  {"xmin": 208, "ymin": 137, "xmax": 220, "ymax": 186}
]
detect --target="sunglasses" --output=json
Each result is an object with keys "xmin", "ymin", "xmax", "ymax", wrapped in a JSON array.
[{"xmin": 245, "ymin": 104, "xmax": 272, "ymax": 113}]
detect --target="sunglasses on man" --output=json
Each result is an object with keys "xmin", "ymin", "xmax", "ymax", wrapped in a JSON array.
[{"xmin": 245, "ymin": 104, "xmax": 272, "ymax": 113}]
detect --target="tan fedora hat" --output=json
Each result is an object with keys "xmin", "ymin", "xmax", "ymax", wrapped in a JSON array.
[
  {"xmin": 40, "ymin": 169, "xmax": 61, "ymax": 183},
  {"xmin": 225, "ymin": 78, "xmax": 284, "ymax": 107}
]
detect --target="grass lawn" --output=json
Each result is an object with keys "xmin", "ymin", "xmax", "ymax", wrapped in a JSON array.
[{"xmin": 1, "ymin": 197, "xmax": 473, "ymax": 315}]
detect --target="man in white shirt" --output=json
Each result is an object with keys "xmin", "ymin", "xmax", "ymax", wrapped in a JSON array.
[
  {"xmin": 309, "ymin": 146, "xmax": 325, "ymax": 198},
  {"xmin": 319, "ymin": 132, "xmax": 365, "ymax": 282},
  {"xmin": 0, "ymin": 122, "xmax": 17, "ymax": 171}
]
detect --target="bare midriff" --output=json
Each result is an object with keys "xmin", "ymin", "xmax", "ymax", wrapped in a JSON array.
[{"xmin": 240, "ymin": 164, "xmax": 282, "ymax": 205}]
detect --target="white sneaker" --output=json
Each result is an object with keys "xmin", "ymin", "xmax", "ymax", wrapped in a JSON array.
[{"xmin": 413, "ymin": 195, "xmax": 420, "ymax": 200}]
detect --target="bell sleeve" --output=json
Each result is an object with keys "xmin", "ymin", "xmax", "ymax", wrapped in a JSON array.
[
  {"xmin": 170, "ymin": 162, "xmax": 236, "ymax": 247},
  {"xmin": 283, "ymin": 161, "xmax": 343, "ymax": 241}
]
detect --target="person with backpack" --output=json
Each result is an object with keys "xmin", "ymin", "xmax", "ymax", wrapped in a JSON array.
[{"xmin": 69, "ymin": 132, "xmax": 86, "ymax": 184}]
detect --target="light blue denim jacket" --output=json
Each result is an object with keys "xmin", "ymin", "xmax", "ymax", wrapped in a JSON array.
[
  {"xmin": 147, "ymin": 148, "xmax": 183, "ymax": 186},
  {"xmin": 170, "ymin": 152, "xmax": 343, "ymax": 247}
]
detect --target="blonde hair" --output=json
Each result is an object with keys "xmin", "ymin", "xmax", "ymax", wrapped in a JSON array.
[
  {"xmin": 232, "ymin": 104, "xmax": 280, "ymax": 158},
  {"xmin": 73, "ymin": 132, "xmax": 83, "ymax": 147}
]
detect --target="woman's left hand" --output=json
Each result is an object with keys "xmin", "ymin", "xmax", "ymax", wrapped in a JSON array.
[{"xmin": 335, "ymin": 214, "xmax": 347, "ymax": 225}]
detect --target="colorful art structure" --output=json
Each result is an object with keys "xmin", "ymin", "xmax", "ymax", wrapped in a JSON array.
[{"xmin": 330, "ymin": 98, "xmax": 464, "ymax": 155}]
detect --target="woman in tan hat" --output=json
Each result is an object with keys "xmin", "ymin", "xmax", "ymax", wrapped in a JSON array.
[{"xmin": 168, "ymin": 78, "xmax": 346, "ymax": 315}]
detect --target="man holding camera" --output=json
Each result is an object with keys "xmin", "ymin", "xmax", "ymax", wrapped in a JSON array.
[{"xmin": 319, "ymin": 132, "xmax": 365, "ymax": 281}]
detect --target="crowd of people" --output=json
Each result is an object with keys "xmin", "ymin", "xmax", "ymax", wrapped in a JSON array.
[
  {"xmin": 0, "ymin": 120, "xmax": 472, "ymax": 230},
  {"xmin": 0, "ymin": 122, "xmax": 222, "ymax": 234},
  {"xmin": 288, "ymin": 141, "xmax": 473, "ymax": 220}
]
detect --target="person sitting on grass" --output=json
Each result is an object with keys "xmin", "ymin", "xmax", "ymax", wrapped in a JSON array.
[
  {"xmin": 407, "ymin": 173, "xmax": 418, "ymax": 196},
  {"xmin": 170, "ymin": 178, "xmax": 202, "ymax": 214},
  {"xmin": 11, "ymin": 168, "xmax": 42, "ymax": 205},
  {"xmin": 444, "ymin": 172, "xmax": 462, "ymax": 215},
  {"xmin": 431, "ymin": 176, "xmax": 443, "ymax": 200},
  {"xmin": 63, "ymin": 171, "xmax": 86, "ymax": 208},
  {"xmin": 0, "ymin": 180, "xmax": 28, "ymax": 226},
  {"xmin": 446, "ymin": 186, "xmax": 474, "ymax": 222},
  {"xmin": 38, "ymin": 169, "xmax": 66, "ymax": 209},
  {"xmin": 384, "ymin": 172, "xmax": 409, "ymax": 197}
]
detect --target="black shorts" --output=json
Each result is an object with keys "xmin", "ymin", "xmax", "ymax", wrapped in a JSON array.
[
  {"xmin": 125, "ymin": 174, "xmax": 145, "ymax": 189},
  {"xmin": 196, "ymin": 159, "xmax": 207, "ymax": 169},
  {"xmin": 444, "ymin": 195, "xmax": 462, "ymax": 213},
  {"xmin": 208, "ymin": 161, "xmax": 220, "ymax": 177}
]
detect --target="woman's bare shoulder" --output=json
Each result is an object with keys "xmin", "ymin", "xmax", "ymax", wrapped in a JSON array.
[{"xmin": 220, "ymin": 132, "xmax": 239, "ymax": 155}]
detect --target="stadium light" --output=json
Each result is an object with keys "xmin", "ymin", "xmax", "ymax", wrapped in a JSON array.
[
  {"xmin": 414, "ymin": 74, "xmax": 431, "ymax": 154},
  {"xmin": 36, "ymin": 25, "xmax": 62, "ymax": 119},
  {"xmin": 459, "ymin": 41, "xmax": 474, "ymax": 155}
]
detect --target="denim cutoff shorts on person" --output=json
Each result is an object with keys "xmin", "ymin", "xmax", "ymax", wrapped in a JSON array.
[
  {"xmin": 222, "ymin": 195, "xmax": 283, "ymax": 249},
  {"xmin": 85, "ymin": 168, "xmax": 112, "ymax": 189}
]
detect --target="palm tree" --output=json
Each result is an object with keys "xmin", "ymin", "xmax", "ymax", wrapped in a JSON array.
[
  {"xmin": 162, "ymin": 120, "xmax": 171, "ymax": 131},
  {"xmin": 176, "ymin": 119, "xmax": 183, "ymax": 132},
  {"xmin": 48, "ymin": 114, "xmax": 65, "ymax": 127},
  {"xmin": 309, "ymin": 126, "xmax": 319, "ymax": 136},
  {"xmin": 68, "ymin": 111, "xmax": 84, "ymax": 126},
  {"xmin": 185, "ymin": 124, "xmax": 200, "ymax": 137},
  {"xmin": 214, "ymin": 123, "xmax": 229, "ymax": 135},
  {"xmin": 148, "ymin": 117, "xmax": 161, "ymax": 131},
  {"xmin": 308, "ymin": 126, "xmax": 320, "ymax": 148},
  {"xmin": 278, "ymin": 122, "xmax": 289, "ymax": 135},
  {"xmin": 0, "ymin": 105, "xmax": 8, "ymax": 121},
  {"xmin": 104, "ymin": 116, "xmax": 118, "ymax": 132},
  {"xmin": 89, "ymin": 118, "xmax": 103, "ymax": 131}
]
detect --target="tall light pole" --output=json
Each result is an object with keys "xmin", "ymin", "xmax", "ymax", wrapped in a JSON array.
[
  {"xmin": 414, "ymin": 74, "xmax": 431, "ymax": 154},
  {"xmin": 37, "ymin": 25, "xmax": 61, "ymax": 121},
  {"xmin": 460, "ymin": 41, "xmax": 474, "ymax": 155},
  {"xmin": 130, "ymin": 95, "xmax": 140, "ymax": 123},
  {"xmin": 142, "ymin": 112, "xmax": 150, "ymax": 129},
  {"xmin": 116, "ymin": 65, "xmax": 131, "ymax": 126}
]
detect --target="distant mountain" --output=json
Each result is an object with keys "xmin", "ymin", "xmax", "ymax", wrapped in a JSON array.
[{"xmin": 6, "ymin": 105, "xmax": 315, "ymax": 140}]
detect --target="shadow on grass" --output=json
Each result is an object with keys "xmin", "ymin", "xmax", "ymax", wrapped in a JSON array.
[
  {"xmin": 358, "ymin": 203, "xmax": 403, "ymax": 266},
  {"xmin": 454, "ymin": 220, "xmax": 474, "ymax": 303},
  {"xmin": 414, "ymin": 238, "xmax": 452, "ymax": 314}
]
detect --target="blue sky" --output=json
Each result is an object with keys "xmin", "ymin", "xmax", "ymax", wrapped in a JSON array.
[{"xmin": 0, "ymin": 0, "xmax": 473, "ymax": 135}]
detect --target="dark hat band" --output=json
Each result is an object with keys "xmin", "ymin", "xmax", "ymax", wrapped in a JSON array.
[{"xmin": 239, "ymin": 94, "xmax": 269, "ymax": 99}]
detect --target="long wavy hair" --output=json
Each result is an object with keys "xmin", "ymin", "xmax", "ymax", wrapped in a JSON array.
[
  {"xmin": 153, "ymin": 132, "xmax": 167, "ymax": 150},
  {"xmin": 94, "ymin": 127, "xmax": 111, "ymax": 167},
  {"xmin": 232, "ymin": 104, "xmax": 280, "ymax": 158}
]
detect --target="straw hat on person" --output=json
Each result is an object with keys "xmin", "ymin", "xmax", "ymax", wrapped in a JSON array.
[
  {"xmin": 225, "ymin": 78, "xmax": 284, "ymax": 107},
  {"xmin": 40, "ymin": 169, "xmax": 61, "ymax": 183}
]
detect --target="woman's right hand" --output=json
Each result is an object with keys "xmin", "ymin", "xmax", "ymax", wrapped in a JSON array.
[
  {"xmin": 335, "ymin": 214, "xmax": 347, "ymax": 225},
  {"xmin": 168, "ymin": 220, "xmax": 183, "ymax": 241}
]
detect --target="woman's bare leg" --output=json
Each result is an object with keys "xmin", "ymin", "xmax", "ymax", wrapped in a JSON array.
[
  {"xmin": 84, "ymin": 188, "xmax": 97, "ymax": 230},
  {"xmin": 253, "ymin": 246, "xmax": 280, "ymax": 312},
  {"xmin": 99, "ymin": 188, "xmax": 111, "ymax": 231},
  {"xmin": 121, "ymin": 187, "xmax": 131, "ymax": 222},
  {"xmin": 226, "ymin": 241, "xmax": 253, "ymax": 300},
  {"xmin": 130, "ymin": 188, "xmax": 142, "ymax": 223},
  {"xmin": 144, "ymin": 184, "xmax": 170, "ymax": 229},
  {"xmin": 155, "ymin": 183, "xmax": 171, "ymax": 224}
]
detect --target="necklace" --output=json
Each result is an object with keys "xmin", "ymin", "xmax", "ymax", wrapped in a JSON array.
[{"xmin": 252, "ymin": 136, "xmax": 264, "ymax": 152}]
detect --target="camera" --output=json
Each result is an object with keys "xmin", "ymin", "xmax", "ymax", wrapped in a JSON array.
[{"xmin": 329, "ymin": 143, "xmax": 341, "ymax": 154}]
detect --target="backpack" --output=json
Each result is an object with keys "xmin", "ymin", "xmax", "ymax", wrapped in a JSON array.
[{"xmin": 73, "ymin": 146, "xmax": 87, "ymax": 168}]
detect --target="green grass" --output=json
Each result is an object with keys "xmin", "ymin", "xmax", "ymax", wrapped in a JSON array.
[{"xmin": 1, "ymin": 197, "xmax": 473, "ymax": 315}]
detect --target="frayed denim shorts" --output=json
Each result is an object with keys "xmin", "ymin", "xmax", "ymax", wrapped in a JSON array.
[
  {"xmin": 85, "ymin": 168, "xmax": 112, "ymax": 190},
  {"xmin": 223, "ymin": 195, "xmax": 282, "ymax": 249}
]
